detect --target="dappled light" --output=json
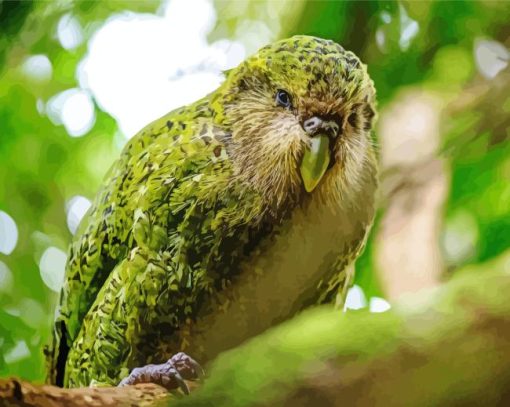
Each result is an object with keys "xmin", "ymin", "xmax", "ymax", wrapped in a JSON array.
[
  {"xmin": 474, "ymin": 38, "xmax": 509, "ymax": 79},
  {"xmin": 78, "ymin": 0, "xmax": 246, "ymax": 137},
  {"xmin": 65, "ymin": 195, "xmax": 91, "ymax": 235},
  {"xmin": 46, "ymin": 88, "xmax": 96, "ymax": 137},
  {"xmin": 442, "ymin": 209, "xmax": 479, "ymax": 265},
  {"xmin": 344, "ymin": 285, "xmax": 367, "ymax": 311},
  {"xmin": 0, "ymin": 261, "xmax": 14, "ymax": 293},
  {"xmin": 57, "ymin": 14, "xmax": 84, "ymax": 51},
  {"xmin": 0, "ymin": 211, "xmax": 18, "ymax": 255},
  {"xmin": 3, "ymin": 340, "xmax": 30, "ymax": 365},
  {"xmin": 21, "ymin": 55, "xmax": 53, "ymax": 83},
  {"xmin": 39, "ymin": 246, "xmax": 67, "ymax": 293},
  {"xmin": 368, "ymin": 297, "xmax": 391, "ymax": 313}
]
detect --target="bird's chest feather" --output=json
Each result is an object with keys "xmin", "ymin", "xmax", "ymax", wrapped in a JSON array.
[{"xmin": 186, "ymin": 188, "xmax": 369, "ymax": 362}]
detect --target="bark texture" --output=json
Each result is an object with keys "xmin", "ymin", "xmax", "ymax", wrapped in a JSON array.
[{"xmin": 0, "ymin": 380, "xmax": 173, "ymax": 407}]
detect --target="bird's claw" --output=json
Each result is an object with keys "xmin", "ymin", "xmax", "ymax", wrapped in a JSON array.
[
  {"xmin": 118, "ymin": 352, "xmax": 203, "ymax": 395},
  {"xmin": 169, "ymin": 352, "xmax": 205, "ymax": 380}
]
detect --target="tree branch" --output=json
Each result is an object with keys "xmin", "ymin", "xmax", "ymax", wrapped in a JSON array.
[{"xmin": 0, "ymin": 379, "xmax": 175, "ymax": 406}]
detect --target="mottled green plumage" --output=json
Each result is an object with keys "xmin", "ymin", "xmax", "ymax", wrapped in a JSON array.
[{"xmin": 47, "ymin": 36, "xmax": 378, "ymax": 388}]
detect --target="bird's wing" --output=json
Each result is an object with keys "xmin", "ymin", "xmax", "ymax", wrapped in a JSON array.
[
  {"xmin": 47, "ymin": 99, "xmax": 235, "ymax": 385},
  {"xmin": 314, "ymin": 221, "xmax": 373, "ymax": 308}
]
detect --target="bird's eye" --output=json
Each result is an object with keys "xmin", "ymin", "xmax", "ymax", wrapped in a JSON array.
[{"xmin": 275, "ymin": 89, "xmax": 292, "ymax": 109}]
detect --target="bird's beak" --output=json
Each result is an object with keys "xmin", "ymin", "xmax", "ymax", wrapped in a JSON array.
[{"xmin": 300, "ymin": 134, "xmax": 330, "ymax": 193}]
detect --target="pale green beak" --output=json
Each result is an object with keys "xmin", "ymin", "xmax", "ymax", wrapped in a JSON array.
[{"xmin": 300, "ymin": 134, "xmax": 330, "ymax": 193}]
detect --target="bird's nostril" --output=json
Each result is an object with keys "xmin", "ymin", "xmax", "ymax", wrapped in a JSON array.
[
  {"xmin": 326, "ymin": 121, "xmax": 340, "ymax": 137},
  {"xmin": 302, "ymin": 116, "xmax": 341, "ymax": 137},
  {"xmin": 303, "ymin": 117, "xmax": 323, "ymax": 133}
]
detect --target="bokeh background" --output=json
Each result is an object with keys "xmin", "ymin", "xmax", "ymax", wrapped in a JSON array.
[{"xmin": 1, "ymin": 0, "xmax": 509, "ymax": 382}]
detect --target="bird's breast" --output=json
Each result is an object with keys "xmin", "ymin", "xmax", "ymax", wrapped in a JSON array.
[{"xmin": 185, "ymin": 190, "xmax": 370, "ymax": 363}]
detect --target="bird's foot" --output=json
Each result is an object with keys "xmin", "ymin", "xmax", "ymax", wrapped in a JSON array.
[{"xmin": 118, "ymin": 352, "xmax": 204, "ymax": 394}]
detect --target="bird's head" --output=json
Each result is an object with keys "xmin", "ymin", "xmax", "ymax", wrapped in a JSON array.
[{"xmin": 212, "ymin": 35, "xmax": 377, "ymax": 212}]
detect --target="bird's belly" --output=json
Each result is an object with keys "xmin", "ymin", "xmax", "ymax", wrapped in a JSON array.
[{"xmin": 186, "ymin": 197, "xmax": 365, "ymax": 363}]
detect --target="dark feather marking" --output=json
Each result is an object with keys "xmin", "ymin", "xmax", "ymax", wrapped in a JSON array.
[
  {"xmin": 55, "ymin": 322, "xmax": 70, "ymax": 387},
  {"xmin": 348, "ymin": 112, "xmax": 358, "ymax": 129}
]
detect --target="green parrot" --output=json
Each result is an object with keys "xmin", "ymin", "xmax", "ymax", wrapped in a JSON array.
[{"xmin": 46, "ymin": 35, "xmax": 378, "ymax": 390}]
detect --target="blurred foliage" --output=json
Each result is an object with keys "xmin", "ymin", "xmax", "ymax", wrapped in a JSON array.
[{"xmin": 0, "ymin": 0, "xmax": 509, "ymax": 383}]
